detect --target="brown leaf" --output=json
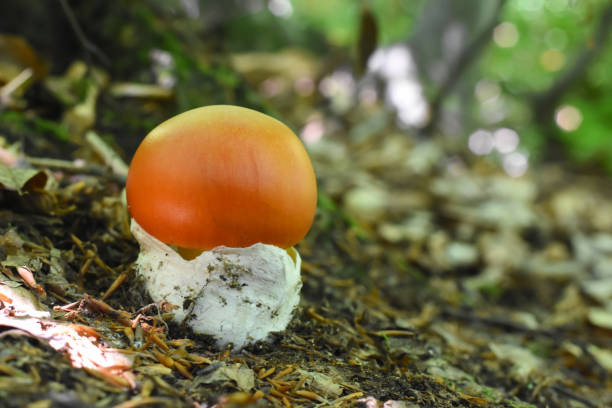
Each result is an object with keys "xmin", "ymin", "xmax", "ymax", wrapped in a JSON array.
[{"xmin": 0, "ymin": 163, "xmax": 47, "ymax": 193}]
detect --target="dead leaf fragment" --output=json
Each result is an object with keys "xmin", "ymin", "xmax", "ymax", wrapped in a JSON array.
[
  {"xmin": 0, "ymin": 35, "xmax": 47, "ymax": 82},
  {"xmin": 0, "ymin": 163, "xmax": 47, "ymax": 192},
  {"xmin": 489, "ymin": 343, "xmax": 543, "ymax": 380},
  {"xmin": 587, "ymin": 344, "xmax": 612, "ymax": 373},
  {"xmin": 587, "ymin": 307, "xmax": 612, "ymax": 330},
  {"xmin": 195, "ymin": 363, "xmax": 255, "ymax": 392}
]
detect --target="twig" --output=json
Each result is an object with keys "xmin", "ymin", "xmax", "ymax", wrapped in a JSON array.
[
  {"xmin": 101, "ymin": 271, "xmax": 129, "ymax": 301},
  {"xmin": 0, "ymin": 68, "xmax": 33, "ymax": 106},
  {"xmin": 82, "ymin": 294, "xmax": 132, "ymax": 326},
  {"xmin": 85, "ymin": 131, "xmax": 129, "ymax": 180},
  {"xmin": 442, "ymin": 308, "xmax": 557, "ymax": 337},
  {"xmin": 26, "ymin": 156, "xmax": 126, "ymax": 184},
  {"xmin": 59, "ymin": 0, "xmax": 110, "ymax": 67},
  {"xmin": 550, "ymin": 384, "xmax": 597, "ymax": 408}
]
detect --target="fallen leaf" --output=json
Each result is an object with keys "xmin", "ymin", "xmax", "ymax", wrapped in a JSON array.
[{"xmin": 0, "ymin": 163, "xmax": 47, "ymax": 192}]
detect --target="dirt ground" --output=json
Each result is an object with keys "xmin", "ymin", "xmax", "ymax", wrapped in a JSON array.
[{"xmin": 1, "ymin": 116, "xmax": 611, "ymax": 407}]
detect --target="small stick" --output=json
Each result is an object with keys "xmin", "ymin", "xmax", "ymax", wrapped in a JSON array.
[
  {"xmin": 27, "ymin": 156, "xmax": 125, "ymax": 183},
  {"xmin": 101, "ymin": 271, "xmax": 128, "ymax": 301},
  {"xmin": 59, "ymin": 0, "xmax": 110, "ymax": 66},
  {"xmin": 0, "ymin": 68, "xmax": 33, "ymax": 106},
  {"xmin": 85, "ymin": 131, "xmax": 129, "ymax": 180}
]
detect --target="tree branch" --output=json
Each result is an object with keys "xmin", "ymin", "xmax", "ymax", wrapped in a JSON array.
[
  {"xmin": 532, "ymin": 4, "xmax": 612, "ymax": 119},
  {"xmin": 59, "ymin": 0, "xmax": 110, "ymax": 67},
  {"xmin": 422, "ymin": 0, "xmax": 506, "ymax": 134}
]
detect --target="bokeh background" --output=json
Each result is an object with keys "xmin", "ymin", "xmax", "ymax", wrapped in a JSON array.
[{"xmin": 2, "ymin": 0, "xmax": 611, "ymax": 174}]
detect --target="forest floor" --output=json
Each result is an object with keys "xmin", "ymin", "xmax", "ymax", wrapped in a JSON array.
[
  {"xmin": 2, "ymin": 108, "xmax": 611, "ymax": 407},
  {"xmin": 0, "ymin": 29, "xmax": 611, "ymax": 408}
]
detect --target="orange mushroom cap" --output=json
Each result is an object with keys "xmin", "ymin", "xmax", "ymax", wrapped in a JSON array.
[{"xmin": 125, "ymin": 105, "xmax": 317, "ymax": 250}]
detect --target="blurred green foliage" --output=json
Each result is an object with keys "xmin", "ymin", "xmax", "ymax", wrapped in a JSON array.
[
  {"xmin": 4, "ymin": 0, "xmax": 610, "ymax": 170},
  {"xmin": 226, "ymin": 0, "xmax": 612, "ymax": 171},
  {"xmin": 481, "ymin": 0, "xmax": 612, "ymax": 169},
  {"xmin": 0, "ymin": 110, "xmax": 69, "ymax": 143},
  {"xmin": 225, "ymin": 0, "xmax": 423, "ymax": 52},
  {"xmin": 291, "ymin": 0, "xmax": 421, "ymax": 48}
]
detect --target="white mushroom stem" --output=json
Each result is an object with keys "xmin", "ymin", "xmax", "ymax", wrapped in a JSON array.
[{"xmin": 130, "ymin": 220, "xmax": 302, "ymax": 349}]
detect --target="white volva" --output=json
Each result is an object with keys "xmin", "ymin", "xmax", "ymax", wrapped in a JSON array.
[{"xmin": 131, "ymin": 220, "xmax": 302, "ymax": 349}]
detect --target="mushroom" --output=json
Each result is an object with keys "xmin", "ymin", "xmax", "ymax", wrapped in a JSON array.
[{"xmin": 126, "ymin": 105, "xmax": 317, "ymax": 349}]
